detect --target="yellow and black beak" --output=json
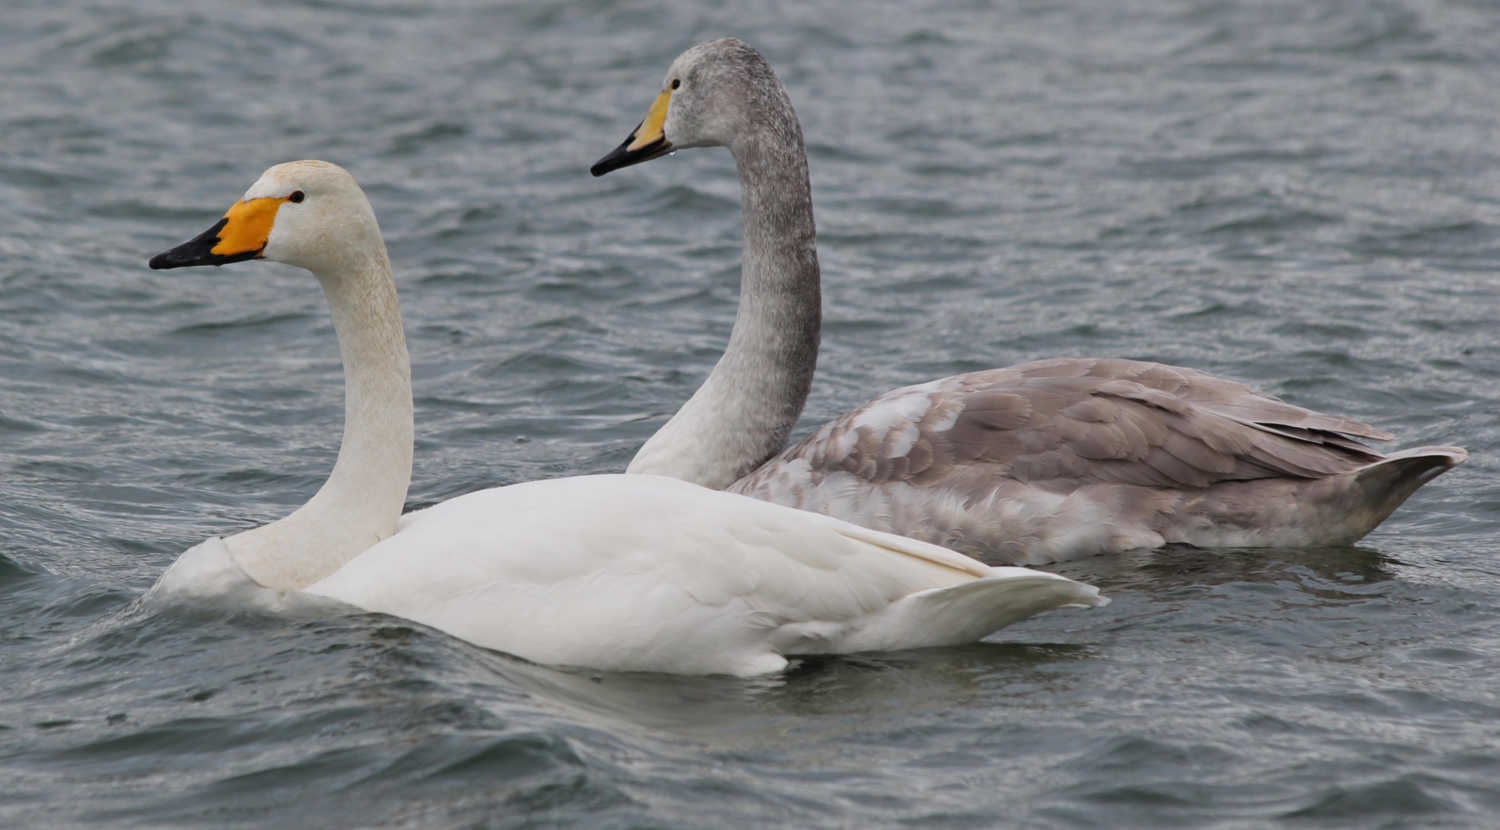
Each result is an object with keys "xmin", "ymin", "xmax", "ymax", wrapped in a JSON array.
[
  {"xmin": 148, "ymin": 196, "xmax": 287, "ymax": 270},
  {"xmin": 591, "ymin": 89, "xmax": 674, "ymax": 177}
]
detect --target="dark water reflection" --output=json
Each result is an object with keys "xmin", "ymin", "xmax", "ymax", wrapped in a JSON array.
[{"xmin": 2, "ymin": 0, "xmax": 1498, "ymax": 827}]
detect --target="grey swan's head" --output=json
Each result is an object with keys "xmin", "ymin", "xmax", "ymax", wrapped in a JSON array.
[{"xmin": 592, "ymin": 38, "xmax": 797, "ymax": 176}]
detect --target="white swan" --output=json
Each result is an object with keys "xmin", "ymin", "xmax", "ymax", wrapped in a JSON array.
[
  {"xmin": 591, "ymin": 39, "xmax": 1467, "ymax": 566},
  {"xmin": 144, "ymin": 160, "xmax": 1105, "ymax": 676}
]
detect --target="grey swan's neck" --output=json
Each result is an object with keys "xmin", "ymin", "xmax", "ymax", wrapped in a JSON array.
[
  {"xmin": 226, "ymin": 248, "xmax": 415, "ymax": 592},
  {"xmin": 627, "ymin": 100, "xmax": 821, "ymax": 489}
]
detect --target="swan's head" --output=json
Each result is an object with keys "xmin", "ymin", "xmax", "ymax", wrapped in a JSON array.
[
  {"xmin": 591, "ymin": 38, "xmax": 790, "ymax": 176},
  {"xmin": 149, "ymin": 160, "xmax": 379, "ymax": 274}
]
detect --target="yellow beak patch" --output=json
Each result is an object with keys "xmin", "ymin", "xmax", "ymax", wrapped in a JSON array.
[
  {"xmin": 210, "ymin": 196, "xmax": 289, "ymax": 258},
  {"xmin": 627, "ymin": 90, "xmax": 672, "ymax": 152}
]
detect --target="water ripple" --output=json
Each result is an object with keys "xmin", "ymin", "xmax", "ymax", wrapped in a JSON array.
[{"xmin": 1, "ymin": 0, "xmax": 1497, "ymax": 827}]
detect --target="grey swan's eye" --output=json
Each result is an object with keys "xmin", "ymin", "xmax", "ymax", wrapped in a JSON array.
[
  {"xmin": 288, "ymin": 191, "xmax": 305, "ymax": 203},
  {"xmin": 671, "ymin": 78, "xmax": 681, "ymax": 90}
]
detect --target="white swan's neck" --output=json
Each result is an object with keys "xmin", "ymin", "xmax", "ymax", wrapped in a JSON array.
[
  {"xmin": 628, "ymin": 115, "xmax": 821, "ymax": 488},
  {"xmin": 226, "ymin": 248, "xmax": 414, "ymax": 591}
]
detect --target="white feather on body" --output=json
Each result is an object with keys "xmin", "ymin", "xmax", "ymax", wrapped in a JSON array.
[
  {"xmin": 300, "ymin": 475, "xmax": 1104, "ymax": 676},
  {"xmin": 145, "ymin": 161, "xmax": 1106, "ymax": 676}
]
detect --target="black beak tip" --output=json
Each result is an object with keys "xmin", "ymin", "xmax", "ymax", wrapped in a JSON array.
[
  {"xmin": 147, "ymin": 217, "xmax": 247, "ymax": 270},
  {"xmin": 590, "ymin": 138, "xmax": 672, "ymax": 178},
  {"xmin": 591, "ymin": 140, "xmax": 633, "ymax": 178}
]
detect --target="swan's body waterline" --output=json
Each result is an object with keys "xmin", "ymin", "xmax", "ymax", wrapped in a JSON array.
[
  {"xmin": 145, "ymin": 160, "xmax": 1105, "ymax": 676},
  {"xmin": 595, "ymin": 39, "xmax": 1467, "ymax": 565},
  {"xmin": 301, "ymin": 473, "xmax": 1104, "ymax": 676}
]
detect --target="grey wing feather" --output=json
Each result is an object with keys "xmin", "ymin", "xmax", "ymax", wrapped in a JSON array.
[{"xmin": 752, "ymin": 358, "xmax": 1389, "ymax": 499}]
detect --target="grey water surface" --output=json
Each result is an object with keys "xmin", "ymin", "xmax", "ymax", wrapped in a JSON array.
[{"xmin": 2, "ymin": 0, "xmax": 1498, "ymax": 827}]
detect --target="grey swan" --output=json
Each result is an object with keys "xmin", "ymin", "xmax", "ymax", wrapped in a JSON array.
[{"xmin": 591, "ymin": 39, "xmax": 1466, "ymax": 566}]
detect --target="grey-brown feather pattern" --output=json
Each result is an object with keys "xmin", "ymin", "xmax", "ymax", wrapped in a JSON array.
[
  {"xmin": 777, "ymin": 358, "xmax": 1382, "ymax": 491},
  {"xmin": 729, "ymin": 358, "xmax": 1463, "ymax": 565},
  {"xmin": 606, "ymin": 40, "xmax": 1465, "ymax": 566}
]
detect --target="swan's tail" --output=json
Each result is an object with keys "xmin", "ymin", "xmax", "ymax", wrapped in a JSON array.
[
  {"xmin": 1340, "ymin": 445, "xmax": 1467, "ymax": 539},
  {"xmin": 834, "ymin": 568, "xmax": 1107, "ymax": 653}
]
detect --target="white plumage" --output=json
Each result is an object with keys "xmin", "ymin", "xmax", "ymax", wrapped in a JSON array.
[
  {"xmin": 145, "ymin": 160, "xmax": 1104, "ymax": 676},
  {"xmin": 306, "ymin": 474, "xmax": 1103, "ymax": 676}
]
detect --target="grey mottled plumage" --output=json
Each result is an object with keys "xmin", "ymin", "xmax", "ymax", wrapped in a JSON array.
[
  {"xmin": 730, "ymin": 358, "xmax": 1465, "ymax": 564},
  {"xmin": 620, "ymin": 39, "xmax": 821, "ymax": 489},
  {"xmin": 597, "ymin": 39, "xmax": 1466, "ymax": 565}
]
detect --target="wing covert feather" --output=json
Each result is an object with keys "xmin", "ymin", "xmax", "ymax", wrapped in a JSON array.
[{"xmin": 755, "ymin": 359, "xmax": 1388, "ymax": 498}]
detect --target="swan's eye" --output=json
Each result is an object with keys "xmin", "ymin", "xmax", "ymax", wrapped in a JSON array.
[
  {"xmin": 670, "ymin": 78, "xmax": 681, "ymax": 90},
  {"xmin": 288, "ymin": 191, "xmax": 305, "ymax": 203}
]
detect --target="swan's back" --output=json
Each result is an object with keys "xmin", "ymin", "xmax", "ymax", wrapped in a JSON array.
[
  {"xmin": 731, "ymin": 358, "xmax": 1465, "ymax": 564},
  {"xmin": 305, "ymin": 474, "xmax": 1102, "ymax": 675},
  {"xmin": 749, "ymin": 358, "xmax": 1383, "ymax": 488}
]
